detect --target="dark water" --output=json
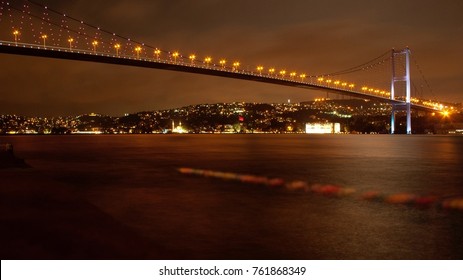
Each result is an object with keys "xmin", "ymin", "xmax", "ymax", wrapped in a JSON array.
[{"xmin": 1, "ymin": 134, "xmax": 463, "ymax": 259}]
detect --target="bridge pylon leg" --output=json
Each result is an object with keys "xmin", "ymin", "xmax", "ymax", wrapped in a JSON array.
[
  {"xmin": 406, "ymin": 102, "xmax": 411, "ymax": 134},
  {"xmin": 390, "ymin": 48, "xmax": 412, "ymax": 134}
]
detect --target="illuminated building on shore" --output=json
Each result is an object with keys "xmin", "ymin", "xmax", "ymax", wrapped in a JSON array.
[
  {"xmin": 305, "ymin": 123, "xmax": 341, "ymax": 134},
  {"xmin": 172, "ymin": 120, "xmax": 187, "ymax": 133}
]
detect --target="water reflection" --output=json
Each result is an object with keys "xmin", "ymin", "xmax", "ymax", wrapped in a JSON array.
[{"xmin": 1, "ymin": 134, "xmax": 462, "ymax": 259}]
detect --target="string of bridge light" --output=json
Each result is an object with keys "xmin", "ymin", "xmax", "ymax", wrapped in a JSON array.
[
  {"xmin": 9, "ymin": 30, "xmax": 394, "ymax": 100},
  {"xmin": 12, "ymin": 28, "xmax": 394, "ymax": 95},
  {"xmin": 8, "ymin": 31, "xmax": 394, "ymax": 97}
]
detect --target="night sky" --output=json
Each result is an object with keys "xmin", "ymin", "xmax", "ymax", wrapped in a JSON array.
[{"xmin": 1, "ymin": 0, "xmax": 462, "ymax": 116}]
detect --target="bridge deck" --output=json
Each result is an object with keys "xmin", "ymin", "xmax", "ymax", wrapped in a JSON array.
[{"xmin": 0, "ymin": 42, "xmax": 436, "ymax": 112}]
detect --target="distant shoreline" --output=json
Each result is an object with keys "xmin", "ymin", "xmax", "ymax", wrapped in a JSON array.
[{"xmin": 1, "ymin": 132, "xmax": 461, "ymax": 136}]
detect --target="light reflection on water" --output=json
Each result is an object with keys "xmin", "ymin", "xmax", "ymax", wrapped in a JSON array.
[{"xmin": 3, "ymin": 134, "xmax": 463, "ymax": 259}]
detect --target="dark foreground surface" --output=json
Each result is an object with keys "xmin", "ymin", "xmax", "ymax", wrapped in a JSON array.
[{"xmin": 1, "ymin": 134, "xmax": 463, "ymax": 259}]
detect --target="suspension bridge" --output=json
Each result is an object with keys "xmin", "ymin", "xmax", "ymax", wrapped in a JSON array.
[{"xmin": 0, "ymin": 0, "xmax": 453, "ymax": 134}]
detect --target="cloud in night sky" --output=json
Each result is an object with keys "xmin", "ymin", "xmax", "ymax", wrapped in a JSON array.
[{"xmin": 0, "ymin": 0, "xmax": 462, "ymax": 116}]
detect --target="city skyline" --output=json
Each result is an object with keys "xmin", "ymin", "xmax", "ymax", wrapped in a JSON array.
[
  {"xmin": 1, "ymin": 0, "xmax": 462, "ymax": 116},
  {"xmin": 2, "ymin": 99, "xmax": 461, "ymax": 135}
]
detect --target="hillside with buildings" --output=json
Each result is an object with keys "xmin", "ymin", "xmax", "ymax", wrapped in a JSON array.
[{"xmin": 1, "ymin": 99, "xmax": 462, "ymax": 135}]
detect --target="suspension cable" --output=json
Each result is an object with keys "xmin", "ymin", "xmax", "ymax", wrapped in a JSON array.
[
  {"xmin": 413, "ymin": 56, "xmax": 435, "ymax": 100},
  {"xmin": 25, "ymin": 0, "xmax": 167, "ymax": 53},
  {"xmin": 317, "ymin": 50, "xmax": 391, "ymax": 77}
]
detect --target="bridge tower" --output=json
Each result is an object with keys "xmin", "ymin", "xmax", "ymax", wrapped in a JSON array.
[{"xmin": 390, "ymin": 48, "xmax": 412, "ymax": 134}]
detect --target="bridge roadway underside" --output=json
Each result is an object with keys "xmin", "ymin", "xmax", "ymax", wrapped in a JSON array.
[{"xmin": 0, "ymin": 44, "xmax": 434, "ymax": 112}]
